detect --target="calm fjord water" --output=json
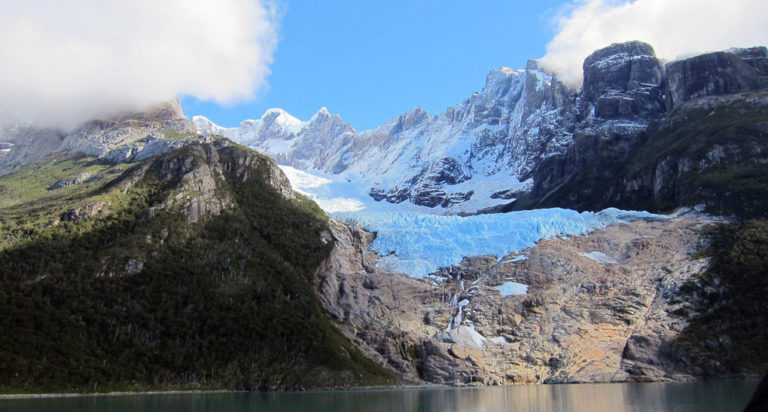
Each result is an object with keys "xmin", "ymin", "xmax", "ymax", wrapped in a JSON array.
[{"xmin": 0, "ymin": 380, "xmax": 757, "ymax": 412}]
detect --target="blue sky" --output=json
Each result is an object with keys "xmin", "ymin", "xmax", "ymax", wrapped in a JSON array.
[
  {"xmin": 181, "ymin": 0, "xmax": 568, "ymax": 131},
  {"xmin": 5, "ymin": 1, "xmax": 764, "ymax": 129}
]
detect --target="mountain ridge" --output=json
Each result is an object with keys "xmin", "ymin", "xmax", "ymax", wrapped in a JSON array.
[
  {"xmin": 194, "ymin": 42, "xmax": 767, "ymax": 215},
  {"xmin": 1, "ymin": 40, "xmax": 767, "ymax": 391}
]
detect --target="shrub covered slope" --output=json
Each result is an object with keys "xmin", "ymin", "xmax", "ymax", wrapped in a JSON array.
[{"xmin": 0, "ymin": 142, "xmax": 396, "ymax": 393}]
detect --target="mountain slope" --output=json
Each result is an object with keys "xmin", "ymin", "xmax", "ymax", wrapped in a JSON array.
[
  {"xmin": 0, "ymin": 142, "xmax": 396, "ymax": 393},
  {"xmin": 194, "ymin": 61, "xmax": 576, "ymax": 212},
  {"xmin": 195, "ymin": 43, "xmax": 768, "ymax": 217},
  {"xmin": 523, "ymin": 47, "xmax": 768, "ymax": 218},
  {"xmin": 0, "ymin": 99, "xmax": 203, "ymax": 176}
]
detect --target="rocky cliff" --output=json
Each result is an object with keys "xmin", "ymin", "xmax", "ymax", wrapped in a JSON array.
[
  {"xmin": 315, "ymin": 211, "xmax": 741, "ymax": 385},
  {"xmin": 200, "ymin": 42, "xmax": 767, "ymax": 215},
  {"xmin": 524, "ymin": 45, "xmax": 768, "ymax": 218},
  {"xmin": 195, "ymin": 61, "xmax": 576, "ymax": 212}
]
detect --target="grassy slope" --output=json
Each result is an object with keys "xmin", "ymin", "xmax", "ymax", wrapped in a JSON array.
[{"xmin": 0, "ymin": 145, "xmax": 397, "ymax": 393}]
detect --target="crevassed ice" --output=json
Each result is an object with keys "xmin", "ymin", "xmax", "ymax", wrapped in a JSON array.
[
  {"xmin": 279, "ymin": 164, "xmax": 666, "ymax": 278},
  {"xmin": 332, "ymin": 208, "xmax": 666, "ymax": 278}
]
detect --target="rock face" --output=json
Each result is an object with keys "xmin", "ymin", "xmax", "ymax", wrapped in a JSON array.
[
  {"xmin": 130, "ymin": 142, "xmax": 294, "ymax": 223},
  {"xmin": 0, "ymin": 99, "xmax": 205, "ymax": 175},
  {"xmin": 665, "ymin": 47, "xmax": 768, "ymax": 109},
  {"xmin": 317, "ymin": 213, "xmax": 717, "ymax": 385},
  {"xmin": 521, "ymin": 45, "xmax": 768, "ymax": 217},
  {"xmin": 580, "ymin": 41, "xmax": 665, "ymax": 120},
  {"xmin": 196, "ymin": 61, "xmax": 575, "ymax": 212},
  {"xmin": 62, "ymin": 99, "xmax": 200, "ymax": 163},
  {"xmin": 197, "ymin": 42, "xmax": 767, "ymax": 215},
  {"xmin": 0, "ymin": 125, "xmax": 65, "ymax": 174}
]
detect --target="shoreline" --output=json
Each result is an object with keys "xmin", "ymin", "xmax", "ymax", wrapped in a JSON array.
[
  {"xmin": 0, "ymin": 376, "xmax": 761, "ymax": 400},
  {"xmin": 0, "ymin": 389, "xmax": 240, "ymax": 400}
]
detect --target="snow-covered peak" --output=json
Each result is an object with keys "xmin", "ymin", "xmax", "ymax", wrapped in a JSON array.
[
  {"xmin": 192, "ymin": 115, "xmax": 226, "ymax": 135},
  {"xmin": 261, "ymin": 108, "xmax": 307, "ymax": 134},
  {"xmin": 483, "ymin": 66, "xmax": 522, "ymax": 93},
  {"xmin": 192, "ymin": 56, "xmax": 578, "ymax": 214},
  {"xmin": 382, "ymin": 106, "xmax": 432, "ymax": 134},
  {"xmin": 309, "ymin": 107, "xmax": 332, "ymax": 123}
]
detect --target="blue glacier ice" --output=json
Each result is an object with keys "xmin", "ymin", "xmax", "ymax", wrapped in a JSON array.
[{"xmin": 332, "ymin": 208, "xmax": 666, "ymax": 278}]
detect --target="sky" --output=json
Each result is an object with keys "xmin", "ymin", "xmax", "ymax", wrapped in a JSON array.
[
  {"xmin": 1, "ymin": 0, "xmax": 766, "ymax": 131},
  {"xmin": 182, "ymin": 0, "xmax": 567, "ymax": 131}
]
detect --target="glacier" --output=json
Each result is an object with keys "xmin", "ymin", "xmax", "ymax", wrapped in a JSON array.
[
  {"xmin": 334, "ymin": 208, "xmax": 665, "ymax": 277},
  {"xmin": 282, "ymin": 164, "xmax": 666, "ymax": 278}
]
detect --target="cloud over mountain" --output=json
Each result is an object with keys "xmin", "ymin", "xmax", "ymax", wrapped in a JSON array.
[
  {"xmin": 0, "ymin": 0, "xmax": 279, "ymax": 129},
  {"xmin": 540, "ymin": 0, "xmax": 768, "ymax": 87}
]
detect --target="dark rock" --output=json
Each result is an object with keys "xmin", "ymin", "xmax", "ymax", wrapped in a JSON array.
[
  {"xmin": 665, "ymin": 47, "xmax": 768, "ymax": 109},
  {"xmin": 440, "ymin": 191, "xmax": 473, "ymax": 208},
  {"xmin": 369, "ymin": 188, "xmax": 388, "ymax": 201},
  {"xmin": 411, "ymin": 187, "xmax": 447, "ymax": 207},
  {"xmin": 548, "ymin": 356, "xmax": 566, "ymax": 369},
  {"xmin": 622, "ymin": 334, "xmax": 663, "ymax": 365},
  {"xmin": 491, "ymin": 188, "xmax": 526, "ymax": 200},
  {"xmin": 423, "ymin": 158, "xmax": 470, "ymax": 186},
  {"xmin": 522, "ymin": 60, "xmax": 572, "ymax": 118},
  {"xmin": 440, "ymin": 255, "xmax": 497, "ymax": 281},
  {"xmin": 47, "ymin": 172, "xmax": 95, "ymax": 190},
  {"xmin": 580, "ymin": 41, "xmax": 665, "ymax": 120}
]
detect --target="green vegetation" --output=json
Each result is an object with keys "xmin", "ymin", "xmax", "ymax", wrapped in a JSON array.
[
  {"xmin": 0, "ymin": 154, "xmax": 136, "ymax": 249},
  {"xmin": 160, "ymin": 130, "xmax": 198, "ymax": 140},
  {"xmin": 0, "ymin": 145, "xmax": 397, "ymax": 393},
  {"xmin": 0, "ymin": 153, "xmax": 115, "ymax": 209},
  {"xmin": 619, "ymin": 95, "xmax": 768, "ymax": 217},
  {"xmin": 533, "ymin": 92, "xmax": 768, "ymax": 218},
  {"xmin": 674, "ymin": 220, "xmax": 768, "ymax": 375}
]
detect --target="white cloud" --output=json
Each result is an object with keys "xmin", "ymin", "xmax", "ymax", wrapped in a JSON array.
[
  {"xmin": 0, "ymin": 0, "xmax": 279, "ymax": 129},
  {"xmin": 540, "ymin": 0, "xmax": 768, "ymax": 88}
]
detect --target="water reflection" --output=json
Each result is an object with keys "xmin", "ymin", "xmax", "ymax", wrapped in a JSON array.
[{"xmin": 0, "ymin": 380, "xmax": 757, "ymax": 412}]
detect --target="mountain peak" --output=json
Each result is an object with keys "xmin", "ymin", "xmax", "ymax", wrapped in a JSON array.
[
  {"xmin": 261, "ymin": 108, "xmax": 306, "ymax": 134},
  {"xmin": 314, "ymin": 106, "xmax": 330, "ymax": 117},
  {"xmin": 114, "ymin": 98, "xmax": 187, "ymax": 123},
  {"xmin": 308, "ymin": 107, "xmax": 346, "ymax": 126},
  {"xmin": 191, "ymin": 115, "xmax": 221, "ymax": 135},
  {"xmin": 484, "ymin": 66, "xmax": 522, "ymax": 91}
]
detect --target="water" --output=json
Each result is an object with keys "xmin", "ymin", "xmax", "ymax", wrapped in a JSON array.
[{"xmin": 0, "ymin": 381, "xmax": 758, "ymax": 412}]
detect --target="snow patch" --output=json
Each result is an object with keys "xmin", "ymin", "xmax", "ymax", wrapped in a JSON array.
[
  {"xmin": 578, "ymin": 251, "xmax": 619, "ymax": 264},
  {"xmin": 502, "ymin": 255, "xmax": 528, "ymax": 263},
  {"xmin": 280, "ymin": 165, "xmax": 331, "ymax": 190},
  {"xmin": 439, "ymin": 325, "xmax": 488, "ymax": 349},
  {"xmin": 495, "ymin": 282, "xmax": 529, "ymax": 296}
]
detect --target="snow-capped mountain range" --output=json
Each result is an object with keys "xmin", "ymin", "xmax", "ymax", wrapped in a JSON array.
[
  {"xmin": 3, "ymin": 41, "xmax": 760, "ymax": 216},
  {"xmin": 193, "ymin": 60, "xmax": 578, "ymax": 213},
  {"xmin": 194, "ymin": 41, "xmax": 768, "ymax": 215}
]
